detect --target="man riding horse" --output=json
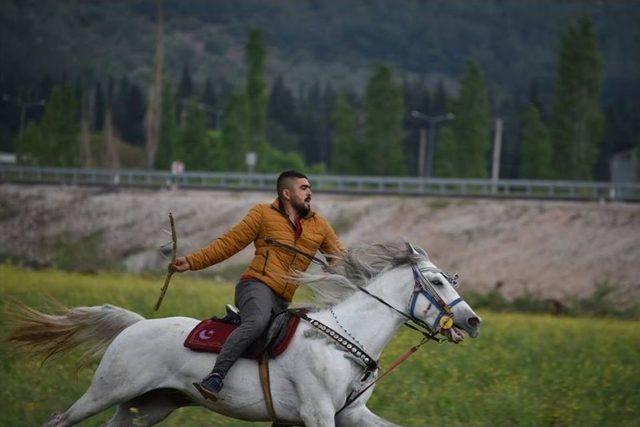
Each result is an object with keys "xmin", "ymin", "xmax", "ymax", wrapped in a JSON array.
[{"xmin": 170, "ymin": 170, "xmax": 345, "ymax": 401}]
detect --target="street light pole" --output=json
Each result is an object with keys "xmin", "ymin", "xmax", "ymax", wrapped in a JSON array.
[
  {"xmin": 410, "ymin": 110, "xmax": 454, "ymax": 177},
  {"xmin": 2, "ymin": 95, "xmax": 46, "ymax": 138}
]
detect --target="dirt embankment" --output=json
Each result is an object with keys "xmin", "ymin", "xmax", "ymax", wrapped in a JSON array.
[{"xmin": 1, "ymin": 184, "xmax": 639, "ymax": 302}]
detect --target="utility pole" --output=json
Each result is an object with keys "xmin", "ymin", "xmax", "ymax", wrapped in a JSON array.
[
  {"xmin": 491, "ymin": 118, "xmax": 503, "ymax": 193},
  {"xmin": 411, "ymin": 111, "xmax": 455, "ymax": 177},
  {"xmin": 417, "ymin": 128, "xmax": 427, "ymax": 177}
]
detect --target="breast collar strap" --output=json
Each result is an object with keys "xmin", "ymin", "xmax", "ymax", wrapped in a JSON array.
[{"xmin": 292, "ymin": 310, "xmax": 378, "ymax": 374}]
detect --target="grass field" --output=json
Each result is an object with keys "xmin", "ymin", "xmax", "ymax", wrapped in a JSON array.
[{"xmin": 1, "ymin": 265, "xmax": 638, "ymax": 426}]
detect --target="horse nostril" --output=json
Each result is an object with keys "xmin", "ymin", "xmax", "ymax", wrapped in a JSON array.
[{"xmin": 467, "ymin": 317, "xmax": 480, "ymax": 328}]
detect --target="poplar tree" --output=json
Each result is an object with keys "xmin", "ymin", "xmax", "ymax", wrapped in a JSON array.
[
  {"xmin": 144, "ymin": 0, "xmax": 164, "ymax": 168},
  {"xmin": 521, "ymin": 104, "xmax": 553, "ymax": 179},
  {"xmin": 221, "ymin": 92, "xmax": 251, "ymax": 171},
  {"xmin": 180, "ymin": 100, "xmax": 210, "ymax": 171},
  {"xmin": 331, "ymin": 95, "xmax": 360, "ymax": 174},
  {"xmin": 154, "ymin": 83, "xmax": 179, "ymax": 170},
  {"xmin": 245, "ymin": 29, "xmax": 267, "ymax": 155},
  {"xmin": 450, "ymin": 61, "xmax": 491, "ymax": 178},
  {"xmin": 364, "ymin": 64, "xmax": 405, "ymax": 175},
  {"xmin": 551, "ymin": 17, "xmax": 603, "ymax": 180}
]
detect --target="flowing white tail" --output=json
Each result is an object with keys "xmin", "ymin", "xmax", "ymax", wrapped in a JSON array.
[{"xmin": 7, "ymin": 302, "xmax": 144, "ymax": 367}]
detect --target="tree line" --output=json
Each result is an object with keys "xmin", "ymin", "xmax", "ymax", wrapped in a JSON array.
[{"xmin": 5, "ymin": 17, "xmax": 637, "ymax": 180}]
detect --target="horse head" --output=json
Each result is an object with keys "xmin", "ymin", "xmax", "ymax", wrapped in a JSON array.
[{"xmin": 406, "ymin": 243, "xmax": 482, "ymax": 342}]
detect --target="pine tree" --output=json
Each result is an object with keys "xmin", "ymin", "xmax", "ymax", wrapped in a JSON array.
[
  {"xmin": 434, "ymin": 127, "xmax": 457, "ymax": 177},
  {"xmin": 433, "ymin": 80, "xmax": 448, "ymax": 116},
  {"xmin": 202, "ymin": 77, "xmax": 218, "ymax": 128},
  {"xmin": 331, "ymin": 95, "xmax": 360, "ymax": 174},
  {"xmin": 268, "ymin": 75, "xmax": 296, "ymax": 132},
  {"xmin": 520, "ymin": 104, "xmax": 553, "ymax": 179},
  {"xmin": 551, "ymin": 17, "xmax": 604, "ymax": 180},
  {"xmin": 34, "ymin": 84, "xmax": 80, "ymax": 166},
  {"xmin": 245, "ymin": 29, "xmax": 267, "ymax": 155},
  {"xmin": 104, "ymin": 109, "xmax": 120, "ymax": 169},
  {"xmin": 15, "ymin": 122, "xmax": 42, "ymax": 165},
  {"xmin": 113, "ymin": 77, "xmax": 146, "ymax": 146},
  {"xmin": 94, "ymin": 82, "xmax": 105, "ymax": 131},
  {"xmin": 528, "ymin": 78, "xmax": 544, "ymax": 117},
  {"xmin": 79, "ymin": 88, "xmax": 94, "ymax": 168},
  {"xmin": 178, "ymin": 64, "xmax": 193, "ymax": 101},
  {"xmin": 364, "ymin": 64, "xmax": 406, "ymax": 175},
  {"xmin": 450, "ymin": 61, "xmax": 491, "ymax": 178},
  {"xmin": 267, "ymin": 75, "xmax": 299, "ymax": 152}
]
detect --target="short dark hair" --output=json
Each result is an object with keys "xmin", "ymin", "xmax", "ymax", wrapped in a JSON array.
[{"xmin": 277, "ymin": 170, "xmax": 308, "ymax": 195}]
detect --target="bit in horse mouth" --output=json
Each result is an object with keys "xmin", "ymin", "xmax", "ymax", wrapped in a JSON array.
[{"xmin": 448, "ymin": 327, "xmax": 466, "ymax": 343}]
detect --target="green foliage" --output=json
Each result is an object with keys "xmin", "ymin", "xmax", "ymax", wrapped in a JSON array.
[
  {"xmin": 433, "ymin": 127, "xmax": 457, "ymax": 177},
  {"xmin": 154, "ymin": 83, "xmax": 180, "ymax": 169},
  {"xmin": 551, "ymin": 17, "xmax": 604, "ymax": 180},
  {"xmin": 520, "ymin": 104, "xmax": 553, "ymax": 179},
  {"xmin": 449, "ymin": 61, "xmax": 491, "ymax": 178},
  {"xmin": 1, "ymin": 266, "xmax": 639, "ymax": 426},
  {"xmin": 364, "ymin": 65, "xmax": 406, "ymax": 175},
  {"xmin": 307, "ymin": 162, "xmax": 327, "ymax": 174},
  {"xmin": 256, "ymin": 144, "xmax": 307, "ymax": 173},
  {"xmin": 15, "ymin": 85, "xmax": 80, "ymax": 167},
  {"xmin": 331, "ymin": 95, "xmax": 361, "ymax": 174},
  {"xmin": 53, "ymin": 231, "xmax": 105, "ymax": 273},
  {"xmin": 180, "ymin": 100, "xmax": 211, "ymax": 171},
  {"xmin": 465, "ymin": 284, "xmax": 640, "ymax": 319},
  {"xmin": 221, "ymin": 92, "xmax": 251, "ymax": 171},
  {"xmin": 245, "ymin": 29, "xmax": 267, "ymax": 153}
]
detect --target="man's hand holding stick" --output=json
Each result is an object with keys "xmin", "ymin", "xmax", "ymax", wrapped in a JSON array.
[{"xmin": 155, "ymin": 213, "xmax": 180, "ymax": 311}]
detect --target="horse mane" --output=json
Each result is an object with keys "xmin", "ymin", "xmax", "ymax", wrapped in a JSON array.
[{"xmin": 297, "ymin": 241, "xmax": 424, "ymax": 306}]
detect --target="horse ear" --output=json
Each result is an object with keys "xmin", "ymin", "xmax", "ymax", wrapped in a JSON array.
[{"xmin": 405, "ymin": 241, "xmax": 420, "ymax": 256}]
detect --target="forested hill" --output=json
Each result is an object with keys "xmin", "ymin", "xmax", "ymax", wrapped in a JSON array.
[{"xmin": 1, "ymin": 0, "xmax": 639, "ymax": 102}]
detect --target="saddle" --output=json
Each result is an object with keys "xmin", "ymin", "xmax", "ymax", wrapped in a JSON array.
[
  {"xmin": 183, "ymin": 305, "xmax": 302, "ymax": 359},
  {"xmin": 185, "ymin": 305, "xmax": 306, "ymax": 426}
]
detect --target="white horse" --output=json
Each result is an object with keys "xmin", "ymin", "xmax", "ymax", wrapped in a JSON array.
[{"xmin": 8, "ymin": 242, "xmax": 481, "ymax": 427}]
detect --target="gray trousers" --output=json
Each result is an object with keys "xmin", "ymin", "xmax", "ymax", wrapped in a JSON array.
[{"xmin": 212, "ymin": 278, "xmax": 288, "ymax": 377}]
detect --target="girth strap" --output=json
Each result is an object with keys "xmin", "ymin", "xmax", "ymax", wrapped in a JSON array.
[
  {"xmin": 258, "ymin": 354, "xmax": 301, "ymax": 427},
  {"xmin": 258, "ymin": 354, "xmax": 277, "ymax": 421}
]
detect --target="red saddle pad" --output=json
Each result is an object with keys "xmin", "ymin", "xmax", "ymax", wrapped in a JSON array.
[{"xmin": 183, "ymin": 315, "xmax": 301, "ymax": 359}]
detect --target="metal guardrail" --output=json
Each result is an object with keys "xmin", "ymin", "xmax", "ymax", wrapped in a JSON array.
[{"xmin": 1, "ymin": 165, "xmax": 639, "ymax": 201}]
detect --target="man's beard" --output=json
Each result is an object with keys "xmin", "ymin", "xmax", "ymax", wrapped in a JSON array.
[{"xmin": 292, "ymin": 197, "xmax": 310, "ymax": 217}]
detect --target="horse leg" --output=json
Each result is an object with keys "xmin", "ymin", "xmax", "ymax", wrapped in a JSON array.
[
  {"xmin": 40, "ymin": 367, "xmax": 147, "ymax": 426},
  {"xmin": 41, "ymin": 389, "xmax": 122, "ymax": 427},
  {"xmin": 104, "ymin": 388, "xmax": 193, "ymax": 426},
  {"xmin": 296, "ymin": 386, "xmax": 335, "ymax": 427},
  {"xmin": 335, "ymin": 404, "xmax": 406, "ymax": 427}
]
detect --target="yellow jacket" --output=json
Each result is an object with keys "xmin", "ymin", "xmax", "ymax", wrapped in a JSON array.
[{"xmin": 186, "ymin": 198, "xmax": 344, "ymax": 301}]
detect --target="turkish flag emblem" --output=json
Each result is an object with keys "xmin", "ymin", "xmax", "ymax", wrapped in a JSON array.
[{"xmin": 198, "ymin": 329, "xmax": 216, "ymax": 340}]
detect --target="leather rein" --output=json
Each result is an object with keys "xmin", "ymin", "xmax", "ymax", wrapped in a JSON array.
[{"xmin": 265, "ymin": 238, "xmax": 466, "ymax": 414}]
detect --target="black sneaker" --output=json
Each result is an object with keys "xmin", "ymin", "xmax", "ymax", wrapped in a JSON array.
[{"xmin": 193, "ymin": 372, "xmax": 224, "ymax": 401}]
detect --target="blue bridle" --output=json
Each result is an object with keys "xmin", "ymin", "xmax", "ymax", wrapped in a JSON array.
[{"xmin": 409, "ymin": 265, "xmax": 464, "ymax": 332}]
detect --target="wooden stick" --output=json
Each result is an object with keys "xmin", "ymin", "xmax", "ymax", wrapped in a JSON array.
[{"xmin": 154, "ymin": 212, "xmax": 177, "ymax": 311}]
